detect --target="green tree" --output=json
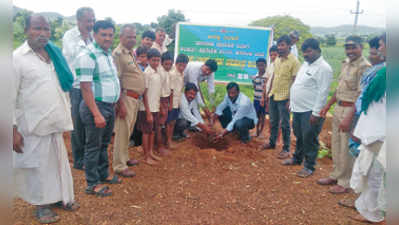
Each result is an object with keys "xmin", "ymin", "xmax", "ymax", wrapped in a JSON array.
[
  {"xmin": 157, "ymin": 9, "xmax": 186, "ymax": 38},
  {"xmin": 249, "ymin": 15, "xmax": 312, "ymax": 49}
]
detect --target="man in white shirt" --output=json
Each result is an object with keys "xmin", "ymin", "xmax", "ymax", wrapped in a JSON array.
[
  {"xmin": 289, "ymin": 30, "xmax": 299, "ymax": 58},
  {"xmin": 13, "ymin": 14, "xmax": 78, "ymax": 224},
  {"xmin": 212, "ymin": 82, "xmax": 258, "ymax": 144},
  {"xmin": 62, "ymin": 7, "xmax": 95, "ymax": 170},
  {"xmin": 282, "ymin": 38, "xmax": 333, "ymax": 178},
  {"xmin": 183, "ymin": 59, "xmax": 218, "ymax": 115},
  {"xmin": 174, "ymin": 83, "xmax": 213, "ymax": 140}
]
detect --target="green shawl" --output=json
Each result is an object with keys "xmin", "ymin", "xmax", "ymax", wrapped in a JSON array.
[
  {"xmin": 361, "ymin": 66, "xmax": 386, "ymax": 114},
  {"xmin": 44, "ymin": 41, "xmax": 74, "ymax": 92}
]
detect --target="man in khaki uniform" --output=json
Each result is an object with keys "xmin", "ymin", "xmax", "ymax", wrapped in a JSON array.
[
  {"xmin": 112, "ymin": 24, "xmax": 145, "ymax": 177},
  {"xmin": 318, "ymin": 35, "xmax": 371, "ymax": 194}
]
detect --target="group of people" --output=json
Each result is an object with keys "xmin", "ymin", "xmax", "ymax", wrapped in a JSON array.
[{"xmin": 12, "ymin": 6, "xmax": 386, "ymax": 224}]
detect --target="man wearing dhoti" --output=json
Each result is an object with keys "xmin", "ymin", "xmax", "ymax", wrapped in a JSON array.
[{"xmin": 13, "ymin": 14, "xmax": 78, "ymax": 224}]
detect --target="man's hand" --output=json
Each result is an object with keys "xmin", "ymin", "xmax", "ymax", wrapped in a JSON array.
[
  {"xmin": 339, "ymin": 116, "xmax": 352, "ymax": 132},
  {"xmin": 319, "ymin": 105, "xmax": 330, "ymax": 118},
  {"xmin": 310, "ymin": 115, "xmax": 321, "ymax": 125},
  {"xmin": 285, "ymin": 100, "xmax": 290, "ymax": 110},
  {"xmin": 117, "ymin": 102, "xmax": 127, "ymax": 119},
  {"xmin": 13, "ymin": 127, "xmax": 24, "ymax": 153},
  {"xmin": 146, "ymin": 112, "xmax": 153, "ymax": 124},
  {"xmin": 203, "ymin": 108, "xmax": 212, "ymax": 118},
  {"xmin": 94, "ymin": 114, "xmax": 106, "ymax": 128},
  {"xmin": 215, "ymin": 129, "xmax": 229, "ymax": 141}
]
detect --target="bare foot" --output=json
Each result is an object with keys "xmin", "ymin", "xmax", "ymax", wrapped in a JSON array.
[
  {"xmin": 150, "ymin": 152, "xmax": 162, "ymax": 161},
  {"xmin": 159, "ymin": 148, "xmax": 170, "ymax": 156},
  {"xmin": 144, "ymin": 158, "xmax": 158, "ymax": 165}
]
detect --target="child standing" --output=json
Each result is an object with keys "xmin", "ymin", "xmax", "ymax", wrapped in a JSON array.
[
  {"xmin": 166, "ymin": 54, "xmax": 189, "ymax": 149},
  {"xmin": 156, "ymin": 52, "xmax": 173, "ymax": 155},
  {"xmin": 136, "ymin": 48, "xmax": 163, "ymax": 165},
  {"xmin": 136, "ymin": 46, "xmax": 149, "ymax": 72},
  {"xmin": 252, "ymin": 58, "xmax": 268, "ymax": 137}
]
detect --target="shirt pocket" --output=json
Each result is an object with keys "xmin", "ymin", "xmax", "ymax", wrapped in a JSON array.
[{"xmin": 343, "ymin": 69, "xmax": 359, "ymax": 91}]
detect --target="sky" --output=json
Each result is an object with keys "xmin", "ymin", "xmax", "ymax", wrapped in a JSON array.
[{"xmin": 13, "ymin": 0, "xmax": 386, "ymax": 28}]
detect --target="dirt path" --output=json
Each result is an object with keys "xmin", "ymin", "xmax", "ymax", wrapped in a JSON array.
[{"xmin": 13, "ymin": 118, "xmax": 378, "ymax": 225}]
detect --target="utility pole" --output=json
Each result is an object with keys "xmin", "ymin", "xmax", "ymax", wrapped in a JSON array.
[{"xmin": 350, "ymin": 0, "xmax": 364, "ymax": 33}]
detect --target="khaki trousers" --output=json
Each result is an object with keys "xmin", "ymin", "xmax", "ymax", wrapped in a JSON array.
[
  {"xmin": 330, "ymin": 105, "xmax": 355, "ymax": 188},
  {"xmin": 113, "ymin": 97, "xmax": 140, "ymax": 172}
]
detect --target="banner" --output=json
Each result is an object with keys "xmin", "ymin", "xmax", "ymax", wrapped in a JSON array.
[{"xmin": 175, "ymin": 22, "xmax": 273, "ymax": 84}]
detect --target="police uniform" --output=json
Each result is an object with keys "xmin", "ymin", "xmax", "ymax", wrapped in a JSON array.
[
  {"xmin": 112, "ymin": 44, "xmax": 145, "ymax": 173},
  {"xmin": 331, "ymin": 54, "xmax": 371, "ymax": 188}
]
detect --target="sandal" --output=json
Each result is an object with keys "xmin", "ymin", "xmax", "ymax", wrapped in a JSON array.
[
  {"xmin": 35, "ymin": 206, "xmax": 60, "ymax": 224},
  {"xmin": 85, "ymin": 185, "xmax": 112, "ymax": 197},
  {"xmin": 102, "ymin": 175, "xmax": 122, "ymax": 184},
  {"xmin": 53, "ymin": 201, "xmax": 80, "ymax": 211}
]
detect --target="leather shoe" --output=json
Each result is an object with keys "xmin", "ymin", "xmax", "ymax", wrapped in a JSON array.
[
  {"xmin": 329, "ymin": 185, "xmax": 350, "ymax": 194},
  {"xmin": 317, "ymin": 177, "xmax": 337, "ymax": 185},
  {"xmin": 127, "ymin": 159, "xmax": 139, "ymax": 167},
  {"xmin": 116, "ymin": 168, "xmax": 136, "ymax": 177}
]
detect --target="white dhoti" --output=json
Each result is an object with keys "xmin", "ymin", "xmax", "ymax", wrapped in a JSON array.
[{"xmin": 13, "ymin": 132, "xmax": 74, "ymax": 206}]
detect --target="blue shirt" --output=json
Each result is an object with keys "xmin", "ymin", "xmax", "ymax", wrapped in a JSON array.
[
  {"xmin": 355, "ymin": 62, "xmax": 385, "ymax": 115},
  {"xmin": 215, "ymin": 93, "xmax": 258, "ymax": 132}
]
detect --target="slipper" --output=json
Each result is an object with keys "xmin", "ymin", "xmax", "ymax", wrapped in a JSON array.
[
  {"xmin": 53, "ymin": 201, "xmax": 80, "ymax": 211},
  {"xmin": 35, "ymin": 206, "xmax": 60, "ymax": 224},
  {"xmin": 338, "ymin": 199, "xmax": 356, "ymax": 209},
  {"xmin": 85, "ymin": 185, "xmax": 112, "ymax": 197},
  {"xmin": 102, "ymin": 175, "xmax": 122, "ymax": 184},
  {"xmin": 348, "ymin": 214, "xmax": 381, "ymax": 224}
]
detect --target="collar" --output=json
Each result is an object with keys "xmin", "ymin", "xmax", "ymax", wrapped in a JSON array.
[
  {"xmin": 307, "ymin": 55, "xmax": 324, "ymax": 66},
  {"xmin": 20, "ymin": 41, "xmax": 34, "ymax": 55},
  {"xmin": 93, "ymin": 41, "xmax": 112, "ymax": 55},
  {"xmin": 229, "ymin": 93, "xmax": 242, "ymax": 104},
  {"xmin": 118, "ymin": 43, "xmax": 134, "ymax": 55}
]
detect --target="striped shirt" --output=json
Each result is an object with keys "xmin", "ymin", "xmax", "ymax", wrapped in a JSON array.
[
  {"xmin": 74, "ymin": 42, "xmax": 120, "ymax": 103},
  {"xmin": 252, "ymin": 74, "xmax": 267, "ymax": 101}
]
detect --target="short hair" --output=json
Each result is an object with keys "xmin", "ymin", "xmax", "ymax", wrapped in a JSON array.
[
  {"xmin": 25, "ymin": 14, "xmax": 47, "ymax": 30},
  {"xmin": 226, "ymin": 82, "xmax": 240, "ymax": 92},
  {"xmin": 120, "ymin": 24, "xmax": 136, "ymax": 36},
  {"xmin": 368, "ymin": 37, "xmax": 380, "ymax": 49},
  {"xmin": 204, "ymin": 59, "xmax": 218, "ymax": 72},
  {"xmin": 176, "ymin": 54, "xmax": 189, "ymax": 64},
  {"xmin": 301, "ymin": 38, "xmax": 321, "ymax": 52},
  {"xmin": 269, "ymin": 45, "xmax": 278, "ymax": 53},
  {"xmin": 93, "ymin": 20, "xmax": 115, "ymax": 33},
  {"xmin": 380, "ymin": 33, "xmax": 386, "ymax": 44},
  {"xmin": 256, "ymin": 58, "xmax": 267, "ymax": 64},
  {"xmin": 161, "ymin": 51, "xmax": 173, "ymax": 63},
  {"xmin": 277, "ymin": 35, "xmax": 291, "ymax": 45},
  {"xmin": 142, "ymin": 30, "xmax": 156, "ymax": 41},
  {"xmin": 76, "ymin": 7, "xmax": 94, "ymax": 21},
  {"xmin": 185, "ymin": 82, "xmax": 198, "ymax": 92},
  {"xmin": 136, "ymin": 46, "xmax": 149, "ymax": 56},
  {"xmin": 147, "ymin": 48, "xmax": 161, "ymax": 59},
  {"xmin": 155, "ymin": 27, "xmax": 165, "ymax": 33}
]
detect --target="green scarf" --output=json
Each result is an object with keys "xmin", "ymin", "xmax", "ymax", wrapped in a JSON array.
[
  {"xmin": 44, "ymin": 41, "xmax": 74, "ymax": 92},
  {"xmin": 361, "ymin": 66, "xmax": 386, "ymax": 114}
]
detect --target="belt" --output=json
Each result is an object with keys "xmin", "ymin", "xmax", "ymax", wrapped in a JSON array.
[
  {"xmin": 126, "ymin": 90, "xmax": 140, "ymax": 99},
  {"xmin": 338, "ymin": 100, "xmax": 354, "ymax": 107}
]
